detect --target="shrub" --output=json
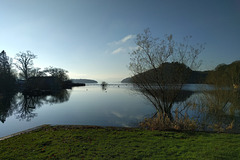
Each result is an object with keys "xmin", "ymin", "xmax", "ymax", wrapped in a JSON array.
[{"xmin": 139, "ymin": 109, "xmax": 197, "ymax": 131}]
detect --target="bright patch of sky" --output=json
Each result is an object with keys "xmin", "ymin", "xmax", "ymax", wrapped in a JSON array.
[{"xmin": 1, "ymin": 0, "xmax": 240, "ymax": 82}]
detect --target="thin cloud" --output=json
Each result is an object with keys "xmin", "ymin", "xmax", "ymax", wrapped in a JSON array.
[
  {"xmin": 112, "ymin": 47, "xmax": 124, "ymax": 54},
  {"xmin": 121, "ymin": 35, "xmax": 135, "ymax": 43},
  {"xmin": 108, "ymin": 34, "xmax": 136, "ymax": 46},
  {"xmin": 107, "ymin": 34, "xmax": 136, "ymax": 55}
]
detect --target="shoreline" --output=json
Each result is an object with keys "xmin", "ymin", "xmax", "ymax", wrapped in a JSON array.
[
  {"xmin": 0, "ymin": 124, "xmax": 138, "ymax": 141},
  {"xmin": 0, "ymin": 124, "xmax": 50, "ymax": 141},
  {"xmin": 1, "ymin": 123, "xmax": 240, "ymax": 141}
]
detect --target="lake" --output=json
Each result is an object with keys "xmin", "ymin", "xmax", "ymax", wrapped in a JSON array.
[
  {"xmin": 0, "ymin": 84, "xmax": 155, "ymax": 137},
  {"xmin": 0, "ymin": 84, "xmax": 239, "ymax": 137}
]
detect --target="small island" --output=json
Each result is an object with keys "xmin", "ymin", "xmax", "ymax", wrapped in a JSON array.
[{"xmin": 71, "ymin": 79, "xmax": 98, "ymax": 84}]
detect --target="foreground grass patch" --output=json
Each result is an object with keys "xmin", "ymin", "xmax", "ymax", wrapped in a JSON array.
[{"xmin": 0, "ymin": 125, "xmax": 240, "ymax": 159}]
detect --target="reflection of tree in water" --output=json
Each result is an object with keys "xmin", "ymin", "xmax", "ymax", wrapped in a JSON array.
[
  {"xmin": 14, "ymin": 89, "xmax": 71, "ymax": 121},
  {"xmin": 16, "ymin": 94, "xmax": 45, "ymax": 121},
  {"xmin": 198, "ymin": 89, "xmax": 240, "ymax": 132},
  {"xmin": 101, "ymin": 81, "xmax": 108, "ymax": 91},
  {"xmin": 0, "ymin": 93, "xmax": 18, "ymax": 123},
  {"xmin": 45, "ymin": 89, "xmax": 71, "ymax": 104},
  {"xmin": 139, "ymin": 88, "xmax": 195, "ymax": 120}
]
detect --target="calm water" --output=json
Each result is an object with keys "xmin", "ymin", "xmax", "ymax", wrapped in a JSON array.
[
  {"xmin": 0, "ymin": 84, "xmax": 155, "ymax": 137},
  {"xmin": 1, "ymin": 84, "xmax": 239, "ymax": 137}
]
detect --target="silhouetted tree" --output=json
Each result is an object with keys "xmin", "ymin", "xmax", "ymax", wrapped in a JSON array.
[
  {"xmin": 43, "ymin": 66, "xmax": 69, "ymax": 81},
  {"xmin": 0, "ymin": 50, "xmax": 17, "ymax": 93},
  {"xmin": 14, "ymin": 51, "xmax": 37, "ymax": 80},
  {"xmin": 0, "ymin": 50, "xmax": 11, "ymax": 73},
  {"xmin": 129, "ymin": 29, "xmax": 204, "ymax": 120},
  {"xmin": 30, "ymin": 67, "xmax": 46, "ymax": 77}
]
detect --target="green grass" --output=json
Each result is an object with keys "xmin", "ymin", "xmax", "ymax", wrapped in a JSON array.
[{"xmin": 0, "ymin": 125, "xmax": 240, "ymax": 160}]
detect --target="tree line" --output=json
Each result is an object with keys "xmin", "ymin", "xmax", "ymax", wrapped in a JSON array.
[{"xmin": 0, "ymin": 50, "xmax": 69, "ymax": 93}]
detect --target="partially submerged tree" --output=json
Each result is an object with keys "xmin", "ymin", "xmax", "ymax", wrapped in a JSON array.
[
  {"xmin": 14, "ymin": 51, "xmax": 37, "ymax": 80},
  {"xmin": 101, "ymin": 81, "xmax": 108, "ymax": 91},
  {"xmin": 129, "ymin": 29, "xmax": 204, "ymax": 119}
]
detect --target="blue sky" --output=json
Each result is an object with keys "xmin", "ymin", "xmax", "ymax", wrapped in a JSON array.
[{"xmin": 1, "ymin": 0, "xmax": 240, "ymax": 82}]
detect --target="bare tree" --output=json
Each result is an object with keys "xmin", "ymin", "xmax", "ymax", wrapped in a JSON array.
[
  {"xmin": 43, "ymin": 66, "xmax": 69, "ymax": 82},
  {"xmin": 14, "ymin": 51, "xmax": 37, "ymax": 80},
  {"xmin": 30, "ymin": 67, "xmax": 46, "ymax": 77},
  {"xmin": 129, "ymin": 29, "xmax": 204, "ymax": 119}
]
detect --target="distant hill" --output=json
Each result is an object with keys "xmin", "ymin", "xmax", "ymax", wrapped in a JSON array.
[
  {"xmin": 121, "ymin": 77, "xmax": 132, "ymax": 83},
  {"xmin": 121, "ymin": 71, "xmax": 209, "ymax": 84},
  {"xmin": 187, "ymin": 71, "xmax": 210, "ymax": 84},
  {"xmin": 121, "ymin": 62, "xmax": 210, "ymax": 84},
  {"xmin": 71, "ymin": 79, "xmax": 98, "ymax": 83}
]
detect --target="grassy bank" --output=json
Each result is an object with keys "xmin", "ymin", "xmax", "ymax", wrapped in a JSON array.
[{"xmin": 0, "ymin": 125, "xmax": 240, "ymax": 159}]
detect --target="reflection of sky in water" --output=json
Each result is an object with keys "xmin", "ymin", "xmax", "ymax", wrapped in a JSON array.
[
  {"xmin": 1, "ymin": 84, "xmax": 238, "ymax": 137},
  {"xmin": 0, "ymin": 85, "xmax": 154, "ymax": 137}
]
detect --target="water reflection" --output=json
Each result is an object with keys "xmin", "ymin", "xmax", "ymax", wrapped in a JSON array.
[
  {"xmin": 0, "ymin": 89, "xmax": 71, "ymax": 122},
  {"xmin": 133, "ymin": 84, "xmax": 240, "ymax": 132},
  {"xmin": 0, "ymin": 84, "xmax": 240, "ymax": 135},
  {"xmin": 0, "ymin": 93, "xmax": 17, "ymax": 123},
  {"xmin": 135, "ymin": 88, "xmax": 195, "ymax": 120},
  {"xmin": 199, "ymin": 89, "xmax": 240, "ymax": 132},
  {"xmin": 45, "ymin": 89, "xmax": 71, "ymax": 104},
  {"xmin": 101, "ymin": 82, "xmax": 108, "ymax": 91}
]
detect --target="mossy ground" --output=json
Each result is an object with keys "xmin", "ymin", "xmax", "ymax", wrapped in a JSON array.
[{"xmin": 0, "ymin": 125, "xmax": 240, "ymax": 159}]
